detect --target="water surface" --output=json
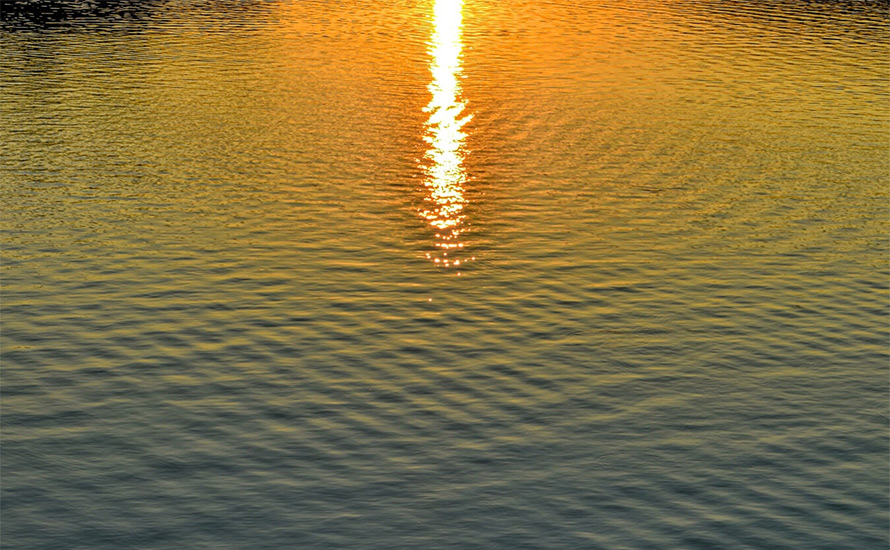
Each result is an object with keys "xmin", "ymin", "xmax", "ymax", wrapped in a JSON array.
[{"xmin": 2, "ymin": 1, "xmax": 888, "ymax": 548}]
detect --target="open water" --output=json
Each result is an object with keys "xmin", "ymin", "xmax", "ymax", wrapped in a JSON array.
[{"xmin": 2, "ymin": 1, "xmax": 888, "ymax": 548}]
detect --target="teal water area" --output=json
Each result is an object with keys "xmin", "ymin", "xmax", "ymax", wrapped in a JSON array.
[{"xmin": 2, "ymin": 1, "xmax": 888, "ymax": 548}]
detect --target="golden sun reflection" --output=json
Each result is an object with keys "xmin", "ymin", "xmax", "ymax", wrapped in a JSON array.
[{"xmin": 420, "ymin": 0, "xmax": 473, "ymax": 270}]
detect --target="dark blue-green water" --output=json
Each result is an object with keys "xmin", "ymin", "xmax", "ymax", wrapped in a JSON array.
[{"xmin": 2, "ymin": 1, "xmax": 888, "ymax": 548}]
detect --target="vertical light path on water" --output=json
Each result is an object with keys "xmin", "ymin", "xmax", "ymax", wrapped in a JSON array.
[{"xmin": 420, "ymin": 0, "xmax": 473, "ymax": 270}]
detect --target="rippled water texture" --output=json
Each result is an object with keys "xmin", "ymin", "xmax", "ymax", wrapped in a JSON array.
[{"xmin": 2, "ymin": 1, "xmax": 888, "ymax": 548}]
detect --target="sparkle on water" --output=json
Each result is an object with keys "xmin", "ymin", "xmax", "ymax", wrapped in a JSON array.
[{"xmin": 421, "ymin": 0, "xmax": 472, "ymax": 270}]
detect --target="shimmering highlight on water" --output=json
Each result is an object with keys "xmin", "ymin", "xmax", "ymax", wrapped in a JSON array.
[{"xmin": 422, "ymin": 0, "xmax": 472, "ymax": 269}]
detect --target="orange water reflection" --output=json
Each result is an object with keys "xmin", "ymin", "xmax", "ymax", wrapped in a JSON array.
[{"xmin": 420, "ymin": 0, "xmax": 473, "ymax": 270}]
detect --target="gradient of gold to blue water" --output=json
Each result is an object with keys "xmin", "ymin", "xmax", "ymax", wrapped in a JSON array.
[{"xmin": 1, "ymin": 1, "xmax": 888, "ymax": 549}]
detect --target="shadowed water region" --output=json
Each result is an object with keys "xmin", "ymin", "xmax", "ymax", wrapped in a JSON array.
[{"xmin": 2, "ymin": 1, "xmax": 888, "ymax": 548}]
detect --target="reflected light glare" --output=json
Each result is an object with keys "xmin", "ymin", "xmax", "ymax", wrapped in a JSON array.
[{"xmin": 420, "ymin": 0, "xmax": 473, "ymax": 269}]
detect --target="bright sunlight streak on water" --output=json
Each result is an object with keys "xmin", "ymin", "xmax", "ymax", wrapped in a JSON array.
[{"xmin": 421, "ymin": 0, "xmax": 473, "ymax": 270}]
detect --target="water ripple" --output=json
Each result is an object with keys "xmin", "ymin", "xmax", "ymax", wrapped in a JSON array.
[{"xmin": 2, "ymin": 1, "xmax": 888, "ymax": 549}]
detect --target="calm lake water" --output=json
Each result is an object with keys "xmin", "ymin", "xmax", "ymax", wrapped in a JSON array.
[{"xmin": 2, "ymin": 1, "xmax": 888, "ymax": 548}]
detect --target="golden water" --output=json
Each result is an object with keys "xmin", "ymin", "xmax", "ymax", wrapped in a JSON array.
[{"xmin": 2, "ymin": 1, "xmax": 888, "ymax": 548}]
